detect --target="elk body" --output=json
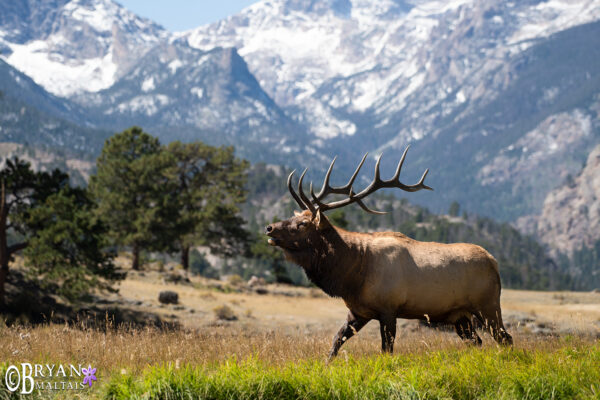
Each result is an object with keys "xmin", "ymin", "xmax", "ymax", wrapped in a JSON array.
[{"xmin": 265, "ymin": 148, "xmax": 512, "ymax": 360}]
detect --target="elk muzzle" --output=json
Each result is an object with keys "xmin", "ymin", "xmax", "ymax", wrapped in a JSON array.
[{"xmin": 265, "ymin": 223, "xmax": 280, "ymax": 246}]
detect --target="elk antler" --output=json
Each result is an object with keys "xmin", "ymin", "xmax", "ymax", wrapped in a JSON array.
[
  {"xmin": 288, "ymin": 146, "xmax": 432, "ymax": 214},
  {"xmin": 287, "ymin": 170, "xmax": 307, "ymax": 211}
]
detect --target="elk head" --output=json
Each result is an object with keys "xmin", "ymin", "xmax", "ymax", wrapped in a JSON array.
[{"xmin": 265, "ymin": 146, "xmax": 433, "ymax": 253}]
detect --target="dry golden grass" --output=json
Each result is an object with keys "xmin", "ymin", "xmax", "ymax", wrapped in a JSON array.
[
  {"xmin": 501, "ymin": 289, "xmax": 600, "ymax": 333},
  {"xmin": 1, "ymin": 321, "xmax": 596, "ymax": 377},
  {"xmin": 114, "ymin": 271, "xmax": 349, "ymax": 332}
]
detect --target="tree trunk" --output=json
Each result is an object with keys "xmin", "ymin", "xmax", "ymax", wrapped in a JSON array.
[
  {"xmin": 0, "ymin": 264, "xmax": 7, "ymax": 308},
  {"xmin": 0, "ymin": 181, "xmax": 27, "ymax": 307},
  {"xmin": 0, "ymin": 180, "xmax": 8, "ymax": 307},
  {"xmin": 132, "ymin": 243, "xmax": 141, "ymax": 270},
  {"xmin": 181, "ymin": 245, "xmax": 190, "ymax": 271}
]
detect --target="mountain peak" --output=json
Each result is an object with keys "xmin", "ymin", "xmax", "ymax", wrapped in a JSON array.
[{"xmin": 0, "ymin": 0, "xmax": 167, "ymax": 96}]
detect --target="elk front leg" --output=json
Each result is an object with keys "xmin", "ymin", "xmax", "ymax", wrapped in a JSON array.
[
  {"xmin": 328, "ymin": 311, "xmax": 369, "ymax": 361},
  {"xmin": 379, "ymin": 316, "xmax": 396, "ymax": 354}
]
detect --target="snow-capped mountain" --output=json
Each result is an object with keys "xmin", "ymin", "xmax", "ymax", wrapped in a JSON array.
[
  {"xmin": 74, "ymin": 43, "xmax": 308, "ymax": 162},
  {"xmin": 184, "ymin": 0, "xmax": 600, "ymax": 142},
  {"xmin": 182, "ymin": 0, "xmax": 600, "ymax": 223},
  {"xmin": 0, "ymin": 0, "xmax": 307, "ymax": 163},
  {"xmin": 0, "ymin": 0, "xmax": 168, "ymax": 96},
  {"xmin": 0, "ymin": 58, "xmax": 110, "ymax": 152}
]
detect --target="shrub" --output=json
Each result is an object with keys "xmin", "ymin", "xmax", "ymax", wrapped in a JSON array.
[{"xmin": 213, "ymin": 304, "xmax": 237, "ymax": 321}]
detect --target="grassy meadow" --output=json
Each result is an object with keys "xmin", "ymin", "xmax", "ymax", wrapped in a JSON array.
[
  {"xmin": 1, "ymin": 268, "xmax": 599, "ymax": 399},
  {"xmin": 0, "ymin": 325, "xmax": 599, "ymax": 399}
]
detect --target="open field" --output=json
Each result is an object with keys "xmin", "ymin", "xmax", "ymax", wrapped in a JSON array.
[
  {"xmin": 110, "ymin": 269, "xmax": 600, "ymax": 337},
  {"xmin": 1, "ymin": 270, "xmax": 600, "ymax": 399}
]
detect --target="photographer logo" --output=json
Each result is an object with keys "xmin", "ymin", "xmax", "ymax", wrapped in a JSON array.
[{"xmin": 4, "ymin": 363, "xmax": 96, "ymax": 394}]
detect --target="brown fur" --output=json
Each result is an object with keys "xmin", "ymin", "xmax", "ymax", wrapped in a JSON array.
[{"xmin": 266, "ymin": 210, "xmax": 512, "ymax": 359}]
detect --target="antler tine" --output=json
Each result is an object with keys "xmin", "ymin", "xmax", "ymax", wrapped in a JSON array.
[
  {"xmin": 374, "ymin": 153, "xmax": 383, "ymax": 183},
  {"xmin": 384, "ymin": 145, "xmax": 433, "ymax": 192},
  {"xmin": 392, "ymin": 145, "xmax": 410, "ymax": 181},
  {"xmin": 298, "ymin": 168, "xmax": 316, "ymax": 213},
  {"xmin": 348, "ymin": 185, "xmax": 387, "ymax": 215},
  {"xmin": 315, "ymin": 156, "xmax": 337, "ymax": 199},
  {"xmin": 310, "ymin": 182, "xmax": 328, "ymax": 210},
  {"xmin": 345, "ymin": 153, "xmax": 368, "ymax": 192},
  {"xmin": 356, "ymin": 199, "xmax": 387, "ymax": 215},
  {"xmin": 398, "ymin": 168, "xmax": 434, "ymax": 192},
  {"xmin": 311, "ymin": 152, "xmax": 368, "ymax": 203},
  {"xmin": 287, "ymin": 170, "xmax": 307, "ymax": 210},
  {"xmin": 288, "ymin": 147, "xmax": 431, "ymax": 216}
]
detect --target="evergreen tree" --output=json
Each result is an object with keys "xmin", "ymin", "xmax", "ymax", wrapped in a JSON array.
[
  {"xmin": 449, "ymin": 201, "xmax": 460, "ymax": 217},
  {"xmin": 90, "ymin": 127, "xmax": 171, "ymax": 270},
  {"xmin": 328, "ymin": 210, "xmax": 349, "ymax": 229},
  {"xmin": 164, "ymin": 142, "xmax": 249, "ymax": 270},
  {"xmin": 0, "ymin": 158, "xmax": 65, "ymax": 305},
  {"xmin": 0, "ymin": 158, "xmax": 116, "ymax": 306},
  {"xmin": 21, "ymin": 187, "xmax": 119, "ymax": 301}
]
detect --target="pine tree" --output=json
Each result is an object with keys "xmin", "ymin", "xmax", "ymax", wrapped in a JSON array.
[
  {"xmin": 0, "ymin": 158, "xmax": 64, "ymax": 305},
  {"xmin": 448, "ymin": 201, "xmax": 460, "ymax": 217},
  {"xmin": 90, "ymin": 127, "xmax": 172, "ymax": 270},
  {"xmin": 22, "ymin": 187, "xmax": 119, "ymax": 301},
  {"xmin": 0, "ymin": 158, "xmax": 116, "ymax": 306},
  {"xmin": 164, "ymin": 142, "xmax": 249, "ymax": 270}
]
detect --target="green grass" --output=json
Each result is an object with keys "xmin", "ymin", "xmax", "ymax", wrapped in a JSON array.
[
  {"xmin": 2, "ymin": 336, "xmax": 598, "ymax": 399},
  {"xmin": 103, "ymin": 342, "xmax": 600, "ymax": 400}
]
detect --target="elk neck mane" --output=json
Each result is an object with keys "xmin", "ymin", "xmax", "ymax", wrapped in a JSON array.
[{"xmin": 284, "ymin": 225, "xmax": 369, "ymax": 299}]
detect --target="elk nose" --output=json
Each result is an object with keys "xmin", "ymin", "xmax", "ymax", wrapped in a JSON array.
[{"xmin": 265, "ymin": 225, "xmax": 273, "ymax": 234}]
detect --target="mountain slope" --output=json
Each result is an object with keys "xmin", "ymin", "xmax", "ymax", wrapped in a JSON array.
[
  {"xmin": 512, "ymin": 144, "xmax": 600, "ymax": 289},
  {"xmin": 185, "ymin": 0, "xmax": 600, "ymax": 141},
  {"xmin": 0, "ymin": 0, "xmax": 168, "ymax": 96},
  {"xmin": 183, "ymin": 0, "xmax": 600, "ymax": 221},
  {"xmin": 0, "ymin": 0, "xmax": 309, "ymax": 163},
  {"xmin": 0, "ymin": 58, "xmax": 110, "ymax": 154},
  {"xmin": 526, "ymin": 145, "xmax": 600, "ymax": 257},
  {"xmin": 407, "ymin": 21, "xmax": 600, "ymax": 219},
  {"xmin": 74, "ymin": 43, "xmax": 310, "ymax": 163}
]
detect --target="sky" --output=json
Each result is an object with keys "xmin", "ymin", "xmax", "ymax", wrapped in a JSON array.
[{"xmin": 117, "ymin": 0, "xmax": 258, "ymax": 32}]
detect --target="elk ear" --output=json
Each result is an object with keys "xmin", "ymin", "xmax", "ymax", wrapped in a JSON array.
[
  {"xmin": 313, "ymin": 209, "xmax": 331, "ymax": 231},
  {"xmin": 294, "ymin": 211, "xmax": 302, "ymax": 216}
]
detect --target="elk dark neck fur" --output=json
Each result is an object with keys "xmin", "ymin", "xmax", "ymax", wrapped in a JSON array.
[{"xmin": 285, "ymin": 225, "xmax": 367, "ymax": 299}]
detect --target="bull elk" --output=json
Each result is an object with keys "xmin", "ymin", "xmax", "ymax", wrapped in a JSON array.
[{"xmin": 265, "ymin": 147, "xmax": 512, "ymax": 360}]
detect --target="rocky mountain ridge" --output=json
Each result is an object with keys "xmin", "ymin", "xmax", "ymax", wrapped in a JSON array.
[{"xmin": 518, "ymin": 144, "xmax": 600, "ymax": 257}]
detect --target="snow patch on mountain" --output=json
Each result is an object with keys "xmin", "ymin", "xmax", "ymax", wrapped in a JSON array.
[
  {"xmin": 141, "ymin": 77, "xmax": 155, "ymax": 92},
  {"xmin": 113, "ymin": 94, "xmax": 171, "ymax": 116},
  {"xmin": 508, "ymin": 0, "xmax": 600, "ymax": 46},
  {"xmin": 190, "ymin": 87, "xmax": 204, "ymax": 99},
  {"xmin": 0, "ymin": 0, "xmax": 167, "ymax": 97},
  {"xmin": 5, "ymin": 39, "xmax": 118, "ymax": 96},
  {"xmin": 478, "ymin": 110, "xmax": 593, "ymax": 187},
  {"xmin": 168, "ymin": 59, "xmax": 183, "ymax": 74}
]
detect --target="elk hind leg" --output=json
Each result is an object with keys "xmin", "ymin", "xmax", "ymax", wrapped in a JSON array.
[{"xmin": 477, "ymin": 304, "xmax": 513, "ymax": 345}]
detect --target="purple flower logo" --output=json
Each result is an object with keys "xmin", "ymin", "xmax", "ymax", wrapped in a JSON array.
[{"xmin": 82, "ymin": 365, "xmax": 97, "ymax": 388}]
